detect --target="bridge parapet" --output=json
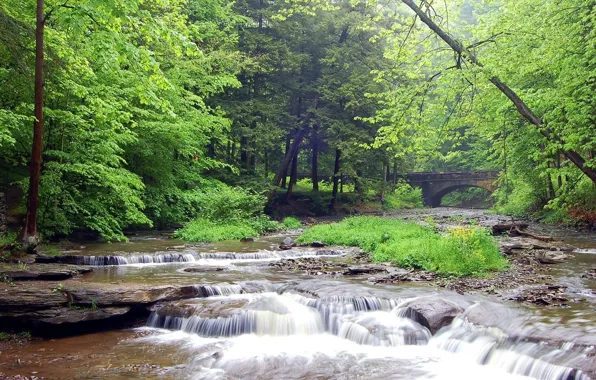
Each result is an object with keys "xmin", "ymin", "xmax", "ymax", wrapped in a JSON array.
[{"xmin": 404, "ymin": 170, "xmax": 500, "ymax": 183}]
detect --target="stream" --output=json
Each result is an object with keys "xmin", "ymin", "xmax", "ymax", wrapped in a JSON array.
[{"xmin": 1, "ymin": 208, "xmax": 595, "ymax": 380}]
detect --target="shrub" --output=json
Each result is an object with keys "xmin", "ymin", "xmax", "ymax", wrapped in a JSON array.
[
  {"xmin": 173, "ymin": 219, "xmax": 259, "ymax": 242},
  {"xmin": 283, "ymin": 217, "xmax": 302, "ymax": 229},
  {"xmin": 297, "ymin": 216, "xmax": 506, "ymax": 277},
  {"xmin": 383, "ymin": 182, "xmax": 424, "ymax": 210}
]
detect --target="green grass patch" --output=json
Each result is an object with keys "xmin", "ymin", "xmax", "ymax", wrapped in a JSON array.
[
  {"xmin": 296, "ymin": 216, "xmax": 507, "ymax": 277},
  {"xmin": 174, "ymin": 216, "xmax": 283, "ymax": 243},
  {"xmin": 283, "ymin": 217, "xmax": 302, "ymax": 229}
]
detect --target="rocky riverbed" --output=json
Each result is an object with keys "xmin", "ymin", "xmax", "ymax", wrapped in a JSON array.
[{"xmin": 0, "ymin": 208, "xmax": 595, "ymax": 379}]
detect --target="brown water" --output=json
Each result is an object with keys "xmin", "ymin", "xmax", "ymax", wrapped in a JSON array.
[{"xmin": 2, "ymin": 209, "xmax": 595, "ymax": 380}]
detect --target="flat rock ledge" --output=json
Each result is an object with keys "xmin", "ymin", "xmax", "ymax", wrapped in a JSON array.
[
  {"xmin": 0, "ymin": 282, "xmax": 239, "ymax": 336},
  {"xmin": 0, "ymin": 264, "xmax": 92, "ymax": 281}
]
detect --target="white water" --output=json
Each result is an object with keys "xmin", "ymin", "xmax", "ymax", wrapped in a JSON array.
[
  {"xmin": 72, "ymin": 248, "xmax": 347, "ymax": 266},
  {"xmin": 145, "ymin": 292, "xmax": 590, "ymax": 380}
]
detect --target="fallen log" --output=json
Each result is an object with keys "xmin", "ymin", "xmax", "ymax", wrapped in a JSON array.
[
  {"xmin": 509, "ymin": 227, "xmax": 554, "ymax": 242},
  {"xmin": 491, "ymin": 223, "xmax": 529, "ymax": 235}
]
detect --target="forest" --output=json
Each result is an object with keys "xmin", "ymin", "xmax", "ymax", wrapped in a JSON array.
[
  {"xmin": 1, "ymin": 0, "xmax": 595, "ymax": 246},
  {"xmin": 1, "ymin": 2, "xmax": 596, "ymax": 379}
]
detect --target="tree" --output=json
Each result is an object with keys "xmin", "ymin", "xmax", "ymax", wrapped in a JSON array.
[{"xmin": 20, "ymin": 0, "xmax": 45, "ymax": 250}]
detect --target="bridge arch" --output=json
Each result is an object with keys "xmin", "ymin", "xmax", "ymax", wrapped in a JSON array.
[
  {"xmin": 403, "ymin": 170, "xmax": 500, "ymax": 208},
  {"xmin": 429, "ymin": 184, "xmax": 493, "ymax": 208}
]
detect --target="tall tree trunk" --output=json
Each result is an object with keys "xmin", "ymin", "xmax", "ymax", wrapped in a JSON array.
[
  {"xmin": 268, "ymin": 128, "xmax": 307, "ymax": 201},
  {"xmin": 281, "ymin": 135, "xmax": 291, "ymax": 188},
  {"xmin": 240, "ymin": 136, "xmax": 248, "ymax": 171},
  {"xmin": 392, "ymin": 160, "xmax": 397, "ymax": 184},
  {"xmin": 21, "ymin": 0, "xmax": 45, "ymax": 250},
  {"xmin": 231, "ymin": 140, "xmax": 237, "ymax": 165},
  {"xmin": 401, "ymin": 0, "xmax": 596, "ymax": 184},
  {"xmin": 355, "ymin": 169, "xmax": 363, "ymax": 197},
  {"xmin": 329, "ymin": 149, "xmax": 341, "ymax": 212},
  {"xmin": 226, "ymin": 140, "xmax": 231, "ymax": 164},
  {"xmin": 286, "ymin": 149, "xmax": 299, "ymax": 199},
  {"xmin": 249, "ymin": 152, "xmax": 256, "ymax": 174},
  {"xmin": 311, "ymin": 125, "xmax": 319, "ymax": 191}
]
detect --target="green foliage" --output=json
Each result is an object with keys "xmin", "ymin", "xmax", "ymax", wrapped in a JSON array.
[
  {"xmin": 187, "ymin": 186, "xmax": 266, "ymax": 223},
  {"xmin": 173, "ymin": 183, "xmax": 287, "ymax": 242},
  {"xmin": 0, "ymin": 232, "xmax": 16, "ymax": 247},
  {"xmin": 282, "ymin": 217, "xmax": 302, "ymax": 229},
  {"xmin": 442, "ymin": 188, "xmax": 493, "ymax": 208},
  {"xmin": 44, "ymin": 247, "xmax": 62, "ymax": 256},
  {"xmin": 174, "ymin": 218, "xmax": 258, "ymax": 242},
  {"xmin": 383, "ymin": 183, "xmax": 424, "ymax": 210},
  {"xmin": 0, "ymin": 331, "xmax": 31, "ymax": 344},
  {"xmin": 297, "ymin": 216, "xmax": 506, "ymax": 276}
]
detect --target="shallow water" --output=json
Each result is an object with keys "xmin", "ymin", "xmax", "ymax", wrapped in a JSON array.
[{"xmin": 3, "ymin": 209, "xmax": 596, "ymax": 379}]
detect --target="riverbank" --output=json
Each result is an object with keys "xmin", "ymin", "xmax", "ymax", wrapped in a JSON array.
[{"xmin": 1, "ymin": 208, "xmax": 595, "ymax": 379}]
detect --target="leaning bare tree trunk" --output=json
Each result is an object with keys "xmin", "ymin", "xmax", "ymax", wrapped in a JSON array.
[
  {"xmin": 401, "ymin": 0, "xmax": 596, "ymax": 184},
  {"xmin": 286, "ymin": 149, "xmax": 299, "ymax": 199},
  {"xmin": 268, "ymin": 128, "xmax": 307, "ymax": 201},
  {"xmin": 21, "ymin": 0, "xmax": 45, "ymax": 251}
]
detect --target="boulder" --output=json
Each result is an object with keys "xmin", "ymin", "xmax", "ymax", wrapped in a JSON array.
[
  {"xmin": 399, "ymin": 296, "xmax": 467, "ymax": 334},
  {"xmin": 279, "ymin": 237, "xmax": 297, "ymax": 250},
  {"xmin": 536, "ymin": 251, "xmax": 573, "ymax": 264},
  {"xmin": 310, "ymin": 241, "xmax": 327, "ymax": 248}
]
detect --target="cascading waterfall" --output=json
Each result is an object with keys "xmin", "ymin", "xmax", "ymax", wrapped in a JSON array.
[
  {"xmin": 194, "ymin": 285, "xmax": 244, "ymax": 297},
  {"xmin": 148, "ymin": 293, "xmax": 325, "ymax": 337},
  {"xmin": 148, "ymin": 292, "xmax": 430, "ymax": 346},
  {"xmin": 81, "ymin": 253, "xmax": 197, "ymax": 265},
  {"xmin": 146, "ymin": 291, "xmax": 590, "ymax": 380},
  {"xmin": 430, "ymin": 318, "xmax": 590, "ymax": 380},
  {"xmin": 286, "ymin": 293, "xmax": 403, "ymax": 333},
  {"xmin": 51, "ymin": 248, "xmax": 347, "ymax": 266}
]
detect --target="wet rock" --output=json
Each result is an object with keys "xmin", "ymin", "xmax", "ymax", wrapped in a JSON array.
[
  {"xmin": 460, "ymin": 301, "xmax": 526, "ymax": 330},
  {"xmin": 0, "ymin": 264, "xmax": 91, "ymax": 282},
  {"xmin": 581, "ymin": 268, "xmax": 596, "ymax": 279},
  {"xmin": 166, "ymin": 245, "xmax": 186, "ymax": 250},
  {"xmin": 343, "ymin": 266, "xmax": 387, "ymax": 275},
  {"xmin": 349, "ymin": 251, "xmax": 372, "ymax": 264},
  {"xmin": 310, "ymin": 241, "xmax": 327, "ymax": 248},
  {"xmin": 399, "ymin": 296, "xmax": 466, "ymax": 334},
  {"xmin": 240, "ymin": 237, "xmax": 254, "ymax": 242},
  {"xmin": 373, "ymin": 270, "xmax": 437, "ymax": 283},
  {"xmin": 505, "ymin": 284, "xmax": 574, "ymax": 307},
  {"xmin": 0, "ymin": 282, "xmax": 239, "ymax": 335},
  {"xmin": 183, "ymin": 266, "xmax": 226, "ymax": 273},
  {"xmin": 270, "ymin": 257, "xmax": 348, "ymax": 275},
  {"xmin": 44, "ymin": 307, "xmax": 132, "ymax": 324},
  {"xmin": 279, "ymin": 237, "xmax": 297, "ymax": 250},
  {"xmin": 536, "ymin": 251, "xmax": 573, "ymax": 264}
]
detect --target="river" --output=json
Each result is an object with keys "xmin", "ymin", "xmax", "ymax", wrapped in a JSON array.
[{"xmin": 1, "ymin": 208, "xmax": 595, "ymax": 379}]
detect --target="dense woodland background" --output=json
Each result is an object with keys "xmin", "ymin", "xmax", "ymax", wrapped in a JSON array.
[{"xmin": 1, "ymin": 0, "xmax": 595, "ymax": 242}]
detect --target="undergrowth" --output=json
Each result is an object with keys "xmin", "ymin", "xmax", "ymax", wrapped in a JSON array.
[
  {"xmin": 296, "ymin": 216, "xmax": 506, "ymax": 277},
  {"xmin": 174, "ymin": 217, "xmax": 282, "ymax": 242},
  {"xmin": 282, "ymin": 217, "xmax": 302, "ymax": 229}
]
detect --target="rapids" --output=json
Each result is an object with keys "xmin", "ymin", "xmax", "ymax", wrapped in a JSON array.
[{"xmin": 1, "ymin": 209, "xmax": 595, "ymax": 379}]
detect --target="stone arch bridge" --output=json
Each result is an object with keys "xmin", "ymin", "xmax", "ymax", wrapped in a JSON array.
[{"xmin": 403, "ymin": 170, "xmax": 500, "ymax": 207}]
